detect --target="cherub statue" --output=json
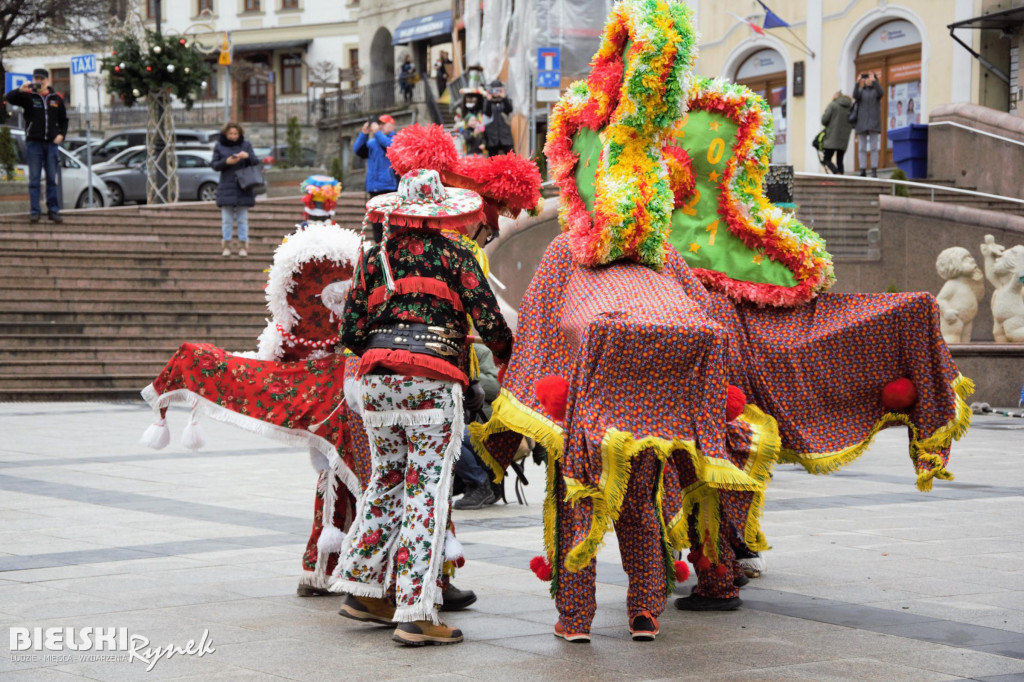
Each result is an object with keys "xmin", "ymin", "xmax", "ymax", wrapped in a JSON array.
[
  {"xmin": 935, "ymin": 246, "xmax": 985, "ymax": 344},
  {"xmin": 980, "ymin": 235, "xmax": 1024, "ymax": 343}
]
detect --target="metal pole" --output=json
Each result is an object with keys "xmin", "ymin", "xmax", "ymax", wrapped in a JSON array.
[
  {"xmin": 528, "ymin": 71, "xmax": 535, "ymax": 158},
  {"xmin": 85, "ymin": 73, "xmax": 93, "ymax": 208},
  {"xmin": 153, "ymin": 0, "xmax": 167, "ymax": 204},
  {"xmin": 224, "ymin": 32, "xmax": 232, "ymax": 123},
  {"xmin": 272, "ymin": 76, "xmax": 278, "ymax": 158}
]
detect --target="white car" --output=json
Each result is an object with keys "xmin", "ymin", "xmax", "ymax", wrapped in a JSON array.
[{"xmin": 10, "ymin": 128, "xmax": 111, "ymax": 209}]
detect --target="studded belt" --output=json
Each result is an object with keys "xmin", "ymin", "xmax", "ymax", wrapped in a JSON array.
[{"xmin": 365, "ymin": 322, "xmax": 464, "ymax": 361}]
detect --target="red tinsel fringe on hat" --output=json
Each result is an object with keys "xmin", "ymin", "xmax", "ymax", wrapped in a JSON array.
[{"xmin": 387, "ymin": 123, "xmax": 459, "ymax": 177}]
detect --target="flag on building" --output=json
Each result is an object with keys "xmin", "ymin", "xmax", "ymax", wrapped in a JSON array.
[{"xmin": 756, "ymin": 1, "xmax": 791, "ymax": 29}]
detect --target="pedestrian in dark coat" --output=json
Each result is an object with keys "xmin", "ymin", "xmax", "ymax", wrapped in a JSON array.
[
  {"xmin": 482, "ymin": 80, "xmax": 514, "ymax": 156},
  {"xmin": 821, "ymin": 91, "xmax": 853, "ymax": 175},
  {"xmin": 211, "ymin": 122, "xmax": 259, "ymax": 256},
  {"xmin": 853, "ymin": 72, "xmax": 883, "ymax": 176}
]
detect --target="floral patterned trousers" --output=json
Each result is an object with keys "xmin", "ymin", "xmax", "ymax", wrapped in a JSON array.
[{"xmin": 333, "ymin": 374, "xmax": 463, "ymax": 623}]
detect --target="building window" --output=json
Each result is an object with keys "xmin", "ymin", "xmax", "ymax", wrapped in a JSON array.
[
  {"xmin": 146, "ymin": 0, "xmax": 158, "ymax": 19},
  {"xmin": 281, "ymin": 54, "xmax": 302, "ymax": 94},
  {"xmin": 244, "ymin": 0, "xmax": 260, "ymax": 11},
  {"xmin": 51, "ymin": 68, "xmax": 71, "ymax": 107},
  {"xmin": 349, "ymin": 48, "xmax": 359, "ymax": 90},
  {"xmin": 201, "ymin": 64, "xmax": 219, "ymax": 99},
  {"xmin": 197, "ymin": 0, "xmax": 214, "ymax": 14},
  {"xmin": 281, "ymin": 0, "xmax": 298, "ymax": 8}
]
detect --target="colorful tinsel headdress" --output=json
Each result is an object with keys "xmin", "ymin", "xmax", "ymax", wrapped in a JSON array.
[
  {"xmin": 300, "ymin": 175, "xmax": 342, "ymax": 218},
  {"xmin": 544, "ymin": 0, "xmax": 835, "ymax": 307},
  {"xmin": 387, "ymin": 123, "xmax": 543, "ymax": 233}
]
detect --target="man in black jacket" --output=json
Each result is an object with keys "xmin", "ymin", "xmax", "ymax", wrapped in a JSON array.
[
  {"xmin": 4, "ymin": 68, "xmax": 68, "ymax": 223},
  {"xmin": 482, "ymin": 80, "xmax": 514, "ymax": 156}
]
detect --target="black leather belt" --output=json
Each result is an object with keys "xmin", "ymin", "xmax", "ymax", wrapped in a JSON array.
[{"xmin": 366, "ymin": 322, "xmax": 464, "ymax": 361}]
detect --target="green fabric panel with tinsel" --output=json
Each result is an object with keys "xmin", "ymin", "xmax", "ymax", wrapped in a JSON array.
[{"xmin": 668, "ymin": 110, "xmax": 797, "ymax": 288}]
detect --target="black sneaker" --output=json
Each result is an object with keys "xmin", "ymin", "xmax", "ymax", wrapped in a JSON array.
[
  {"xmin": 733, "ymin": 573, "xmax": 750, "ymax": 588},
  {"xmin": 629, "ymin": 611, "xmax": 660, "ymax": 641},
  {"xmin": 675, "ymin": 594, "xmax": 742, "ymax": 611},
  {"xmin": 440, "ymin": 584, "xmax": 477, "ymax": 611},
  {"xmin": 29, "ymin": 214, "xmax": 40, "ymax": 224},
  {"xmin": 454, "ymin": 483, "xmax": 496, "ymax": 510},
  {"xmin": 48, "ymin": 212, "xmax": 62, "ymax": 223}
]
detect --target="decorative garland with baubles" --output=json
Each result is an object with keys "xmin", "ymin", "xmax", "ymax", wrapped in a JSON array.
[{"xmin": 101, "ymin": 29, "xmax": 211, "ymax": 109}]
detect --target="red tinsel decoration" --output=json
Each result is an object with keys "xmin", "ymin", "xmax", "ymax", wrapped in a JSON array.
[
  {"xmin": 726, "ymin": 384, "xmax": 747, "ymax": 422},
  {"xmin": 881, "ymin": 377, "xmax": 918, "ymax": 411},
  {"xmin": 695, "ymin": 555, "xmax": 711, "ymax": 572},
  {"xmin": 673, "ymin": 560, "xmax": 690, "ymax": 582},
  {"xmin": 455, "ymin": 153, "xmax": 544, "ymax": 216},
  {"xmin": 387, "ymin": 123, "xmax": 460, "ymax": 177},
  {"xmin": 529, "ymin": 555, "xmax": 553, "ymax": 581},
  {"xmin": 534, "ymin": 374, "xmax": 569, "ymax": 421}
]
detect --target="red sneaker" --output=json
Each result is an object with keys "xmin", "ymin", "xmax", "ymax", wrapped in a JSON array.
[
  {"xmin": 553, "ymin": 620, "xmax": 591, "ymax": 643},
  {"xmin": 629, "ymin": 611, "xmax": 660, "ymax": 641}
]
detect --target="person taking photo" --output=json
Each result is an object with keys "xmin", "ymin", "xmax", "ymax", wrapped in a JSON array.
[{"xmin": 4, "ymin": 68, "xmax": 68, "ymax": 223}]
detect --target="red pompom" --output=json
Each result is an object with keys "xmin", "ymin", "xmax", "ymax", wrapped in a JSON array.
[
  {"xmin": 529, "ymin": 555, "xmax": 552, "ymax": 581},
  {"xmin": 881, "ymin": 378, "xmax": 917, "ymax": 411},
  {"xmin": 455, "ymin": 557, "xmax": 466, "ymax": 568},
  {"xmin": 726, "ymin": 384, "xmax": 747, "ymax": 422},
  {"xmin": 534, "ymin": 375, "xmax": 569, "ymax": 421},
  {"xmin": 674, "ymin": 560, "xmax": 690, "ymax": 582},
  {"xmin": 387, "ymin": 124, "xmax": 459, "ymax": 176},
  {"xmin": 686, "ymin": 550, "xmax": 699, "ymax": 564},
  {"xmin": 714, "ymin": 563, "xmax": 729, "ymax": 577},
  {"xmin": 695, "ymin": 555, "xmax": 712, "ymax": 572},
  {"xmin": 455, "ymin": 153, "xmax": 544, "ymax": 217}
]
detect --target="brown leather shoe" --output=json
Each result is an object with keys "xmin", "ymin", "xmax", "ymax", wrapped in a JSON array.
[
  {"xmin": 392, "ymin": 620, "xmax": 463, "ymax": 646},
  {"xmin": 338, "ymin": 594, "xmax": 395, "ymax": 625}
]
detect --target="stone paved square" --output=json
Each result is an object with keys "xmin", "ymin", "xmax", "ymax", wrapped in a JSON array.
[{"xmin": 2, "ymin": 401, "xmax": 1024, "ymax": 681}]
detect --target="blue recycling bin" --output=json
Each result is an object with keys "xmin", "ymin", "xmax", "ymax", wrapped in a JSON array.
[{"xmin": 888, "ymin": 124, "xmax": 928, "ymax": 179}]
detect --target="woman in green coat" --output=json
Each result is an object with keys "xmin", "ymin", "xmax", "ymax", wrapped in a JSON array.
[{"xmin": 821, "ymin": 91, "xmax": 854, "ymax": 175}]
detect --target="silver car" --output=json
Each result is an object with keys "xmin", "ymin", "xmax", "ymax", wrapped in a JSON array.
[
  {"xmin": 91, "ymin": 144, "xmax": 212, "ymax": 176},
  {"xmin": 11, "ymin": 128, "xmax": 112, "ymax": 209},
  {"xmin": 103, "ymin": 149, "xmax": 220, "ymax": 206}
]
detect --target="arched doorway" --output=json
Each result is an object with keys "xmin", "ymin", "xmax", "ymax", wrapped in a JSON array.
[
  {"xmin": 370, "ymin": 28, "xmax": 395, "ymax": 85},
  {"xmin": 734, "ymin": 48, "xmax": 788, "ymax": 163},
  {"xmin": 854, "ymin": 19, "xmax": 922, "ymax": 170}
]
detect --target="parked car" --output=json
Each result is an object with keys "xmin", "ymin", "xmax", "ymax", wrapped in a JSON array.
[
  {"xmin": 9, "ymin": 128, "xmax": 112, "ymax": 209},
  {"xmin": 253, "ymin": 145, "xmax": 318, "ymax": 168},
  {"xmin": 89, "ymin": 128, "xmax": 212, "ymax": 162},
  {"xmin": 102, "ymin": 148, "xmax": 219, "ymax": 206},
  {"xmin": 70, "ymin": 139, "xmax": 104, "ymax": 160},
  {"xmin": 91, "ymin": 144, "xmax": 212, "ymax": 176}
]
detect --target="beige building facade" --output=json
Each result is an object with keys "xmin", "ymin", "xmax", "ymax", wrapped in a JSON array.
[{"xmin": 688, "ymin": 0, "xmax": 1024, "ymax": 172}]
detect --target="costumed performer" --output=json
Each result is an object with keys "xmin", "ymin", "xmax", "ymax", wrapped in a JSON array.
[
  {"xmin": 331, "ymin": 169, "xmax": 514, "ymax": 646},
  {"xmin": 470, "ymin": 0, "xmax": 971, "ymax": 641}
]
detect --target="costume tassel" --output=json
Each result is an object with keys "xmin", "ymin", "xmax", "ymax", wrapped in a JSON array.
[
  {"xmin": 140, "ymin": 418, "xmax": 171, "ymax": 450},
  {"xmin": 181, "ymin": 406, "xmax": 206, "ymax": 450}
]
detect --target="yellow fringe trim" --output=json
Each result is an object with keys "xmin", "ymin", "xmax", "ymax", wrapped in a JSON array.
[
  {"xmin": 468, "ymin": 389, "xmax": 565, "ymax": 484},
  {"xmin": 779, "ymin": 375, "xmax": 973, "ymax": 493},
  {"xmin": 665, "ymin": 403, "xmax": 780, "ymax": 557}
]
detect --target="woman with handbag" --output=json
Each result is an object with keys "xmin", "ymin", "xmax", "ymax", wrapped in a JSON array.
[
  {"xmin": 212, "ymin": 122, "xmax": 260, "ymax": 257},
  {"xmin": 820, "ymin": 90, "xmax": 853, "ymax": 175}
]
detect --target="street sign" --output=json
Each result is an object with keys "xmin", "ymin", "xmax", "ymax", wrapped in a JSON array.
[
  {"xmin": 218, "ymin": 34, "xmax": 231, "ymax": 65},
  {"xmin": 71, "ymin": 54, "xmax": 96, "ymax": 75},
  {"xmin": 4, "ymin": 72, "xmax": 32, "ymax": 92},
  {"xmin": 537, "ymin": 47, "xmax": 560, "ymax": 72},
  {"xmin": 536, "ymin": 88, "xmax": 562, "ymax": 103},
  {"xmin": 536, "ymin": 46, "xmax": 561, "ymax": 91},
  {"xmin": 537, "ymin": 72, "xmax": 561, "ymax": 88}
]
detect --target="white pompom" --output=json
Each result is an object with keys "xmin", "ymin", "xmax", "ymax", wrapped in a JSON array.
[
  {"xmin": 140, "ymin": 418, "xmax": 170, "ymax": 450},
  {"xmin": 317, "ymin": 525, "xmax": 346, "ymax": 554},
  {"xmin": 180, "ymin": 416, "xmax": 207, "ymax": 450},
  {"xmin": 444, "ymin": 531, "xmax": 464, "ymax": 562}
]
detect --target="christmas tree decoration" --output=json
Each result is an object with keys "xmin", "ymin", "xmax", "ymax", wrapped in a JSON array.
[{"xmin": 101, "ymin": 28, "xmax": 211, "ymax": 109}]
